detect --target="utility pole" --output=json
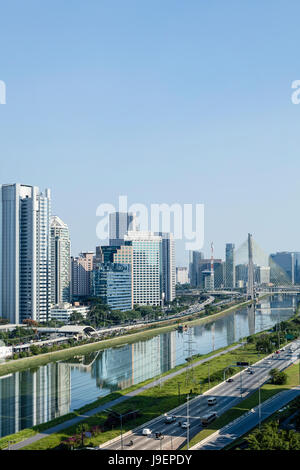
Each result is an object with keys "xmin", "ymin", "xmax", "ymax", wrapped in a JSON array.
[
  {"xmin": 185, "ymin": 329, "xmax": 195, "ymax": 385},
  {"xmin": 277, "ymin": 310, "xmax": 281, "ymax": 349},
  {"xmin": 258, "ymin": 385, "xmax": 261, "ymax": 429}
]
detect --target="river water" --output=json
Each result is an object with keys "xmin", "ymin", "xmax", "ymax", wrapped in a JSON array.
[{"xmin": 0, "ymin": 294, "xmax": 297, "ymax": 438}]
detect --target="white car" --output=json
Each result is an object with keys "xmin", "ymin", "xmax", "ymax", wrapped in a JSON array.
[
  {"xmin": 181, "ymin": 422, "xmax": 190, "ymax": 429},
  {"xmin": 142, "ymin": 428, "xmax": 152, "ymax": 436}
]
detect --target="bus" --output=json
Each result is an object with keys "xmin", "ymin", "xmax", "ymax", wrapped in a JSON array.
[{"xmin": 201, "ymin": 412, "xmax": 218, "ymax": 426}]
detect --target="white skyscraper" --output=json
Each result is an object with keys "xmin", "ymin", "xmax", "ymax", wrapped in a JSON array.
[
  {"xmin": 0, "ymin": 184, "xmax": 51, "ymax": 323},
  {"xmin": 124, "ymin": 231, "xmax": 162, "ymax": 306},
  {"xmin": 50, "ymin": 216, "xmax": 71, "ymax": 305}
]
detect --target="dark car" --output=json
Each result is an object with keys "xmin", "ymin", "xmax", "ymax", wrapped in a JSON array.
[
  {"xmin": 164, "ymin": 416, "xmax": 176, "ymax": 424},
  {"xmin": 226, "ymin": 378, "xmax": 234, "ymax": 383},
  {"xmin": 155, "ymin": 432, "xmax": 164, "ymax": 440}
]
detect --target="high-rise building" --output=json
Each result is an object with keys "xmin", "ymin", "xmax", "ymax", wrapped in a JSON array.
[
  {"xmin": 202, "ymin": 270, "xmax": 214, "ymax": 291},
  {"xmin": 255, "ymin": 265, "xmax": 270, "ymax": 285},
  {"xmin": 212, "ymin": 260, "xmax": 224, "ymax": 289},
  {"xmin": 109, "ymin": 212, "xmax": 137, "ymax": 246},
  {"xmin": 156, "ymin": 232, "xmax": 175, "ymax": 303},
  {"xmin": 96, "ymin": 243, "xmax": 134, "ymax": 303},
  {"xmin": 188, "ymin": 250, "xmax": 204, "ymax": 287},
  {"xmin": 93, "ymin": 245, "xmax": 104, "ymax": 267},
  {"xmin": 176, "ymin": 267, "xmax": 189, "ymax": 285},
  {"xmin": 0, "ymin": 184, "xmax": 51, "ymax": 323},
  {"xmin": 71, "ymin": 251, "xmax": 94, "ymax": 298},
  {"xmin": 269, "ymin": 252, "xmax": 295, "ymax": 285},
  {"xmin": 225, "ymin": 243, "xmax": 235, "ymax": 289},
  {"xmin": 236, "ymin": 264, "xmax": 248, "ymax": 286},
  {"xmin": 192, "ymin": 258, "xmax": 222, "ymax": 289},
  {"xmin": 124, "ymin": 231, "xmax": 162, "ymax": 306},
  {"xmin": 294, "ymin": 252, "xmax": 300, "ymax": 285},
  {"xmin": 50, "ymin": 216, "xmax": 71, "ymax": 304},
  {"xmin": 91, "ymin": 262, "xmax": 132, "ymax": 311}
]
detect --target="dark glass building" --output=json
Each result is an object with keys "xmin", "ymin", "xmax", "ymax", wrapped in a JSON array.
[
  {"xmin": 269, "ymin": 252, "xmax": 294, "ymax": 284},
  {"xmin": 91, "ymin": 262, "xmax": 132, "ymax": 311},
  {"xmin": 225, "ymin": 243, "xmax": 235, "ymax": 288}
]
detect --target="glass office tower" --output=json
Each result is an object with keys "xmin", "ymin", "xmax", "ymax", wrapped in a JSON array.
[
  {"xmin": 91, "ymin": 262, "xmax": 132, "ymax": 311},
  {"xmin": 225, "ymin": 243, "xmax": 235, "ymax": 289}
]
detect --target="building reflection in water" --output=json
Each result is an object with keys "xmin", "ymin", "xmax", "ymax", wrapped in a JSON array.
[
  {"xmin": 0, "ymin": 363, "xmax": 71, "ymax": 438},
  {"xmin": 88, "ymin": 331, "xmax": 177, "ymax": 391}
]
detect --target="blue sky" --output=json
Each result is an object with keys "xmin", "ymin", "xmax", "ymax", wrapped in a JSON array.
[{"xmin": 1, "ymin": 1, "xmax": 300, "ymax": 264}]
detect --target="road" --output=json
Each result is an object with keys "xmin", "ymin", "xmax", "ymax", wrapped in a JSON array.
[
  {"xmin": 101, "ymin": 339, "xmax": 300, "ymax": 451},
  {"xmin": 190, "ymin": 385, "xmax": 300, "ymax": 450}
]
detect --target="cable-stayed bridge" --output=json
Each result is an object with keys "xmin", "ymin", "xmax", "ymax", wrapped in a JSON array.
[{"xmin": 206, "ymin": 233, "xmax": 300, "ymax": 296}]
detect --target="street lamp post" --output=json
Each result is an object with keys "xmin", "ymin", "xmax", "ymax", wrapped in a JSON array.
[
  {"xmin": 120, "ymin": 414, "xmax": 123, "ymax": 450},
  {"xmin": 178, "ymin": 382, "xmax": 181, "ymax": 405},
  {"xmin": 240, "ymin": 369, "xmax": 243, "ymax": 398},
  {"xmin": 186, "ymin": 394, "xmax": 190, "ymax": 450},
  {"xmin": 103, "ymin": 409, "xmax": 138, "ymax": 450}
]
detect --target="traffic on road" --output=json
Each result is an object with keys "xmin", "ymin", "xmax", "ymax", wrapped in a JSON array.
[{"xmin": 101, "ymin": 339, "xmax": 300, "ymax": 451}]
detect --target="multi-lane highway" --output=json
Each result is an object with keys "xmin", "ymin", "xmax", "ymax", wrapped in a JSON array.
[
  {"xmin": 101, "ymin": 339, "xmax": 300, "ymax": 451},
  {"xmin": 191, "ymin": 385, "xmax": 300, "ymax": 450}
]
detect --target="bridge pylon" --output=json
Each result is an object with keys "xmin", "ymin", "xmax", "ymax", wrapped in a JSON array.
[{"xmin": 247, "ymin": 233, "xmax": 255, "ymax": 300}]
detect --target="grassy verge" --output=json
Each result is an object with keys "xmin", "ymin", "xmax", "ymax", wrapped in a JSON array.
[{"xmin": 185, "ymin": 362, "xmax": 300, "ymax": 449}]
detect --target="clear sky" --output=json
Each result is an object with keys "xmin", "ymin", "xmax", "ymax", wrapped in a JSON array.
[{"xmin": 1, "ymin": 1, "xmax": 300, "ymax": 265}]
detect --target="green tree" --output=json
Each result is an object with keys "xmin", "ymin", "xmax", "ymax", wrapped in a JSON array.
[
  {"xmin": 30, "ymin": 345, "xmax": 41, "ymax": 355},
  {"xmin": 246, "ymin": 421, "xmax": 300, "ymax": 450},
  {"xmin": 69, "ymin": 310, "xmax": 84, "ymax": 324},
  {"xmin": 269, "ymin": 368, "xmax": 287, "ymax": 385},
  {"xmin": 255, "ymin": 334, "xmax": 273, "ymax": 354}
]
